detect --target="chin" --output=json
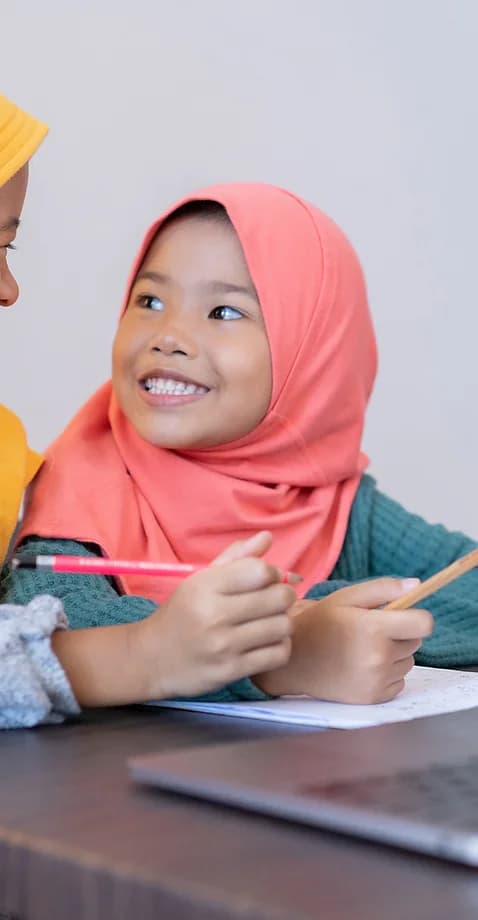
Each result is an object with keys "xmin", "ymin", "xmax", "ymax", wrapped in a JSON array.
[
  {"xmin": 146, "ymin": 429, "xmax": 224, "ymax": 450},
  {"xmin": 138, "ymin": 428, "xmax": 202, "ymax": 450}
]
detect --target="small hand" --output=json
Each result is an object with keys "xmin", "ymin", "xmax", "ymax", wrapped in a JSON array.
[
  {"xmin": 138, "ymin": 531, "xmax": 296, "ymax": 699},
  {"xmin": 255, "ymin": 578, "xmax": 433, "ymax": 704}
]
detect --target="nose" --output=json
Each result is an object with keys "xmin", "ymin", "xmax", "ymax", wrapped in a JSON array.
[
  {"xmin": 0, "ymin": 259, "xmax": 19, "ymax": 308},
  {"xmin": 150, "ymin": 313, "xmax": 198, "ymax": 359}
]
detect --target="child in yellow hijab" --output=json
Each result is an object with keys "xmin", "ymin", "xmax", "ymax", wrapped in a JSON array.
[
  {"xmin": 0, "ymin": 94, "xmax": 79, "ymax": 726},
  {"xmin": 0, "ymin": 94, "xmax": 47, "ymax": 562}
]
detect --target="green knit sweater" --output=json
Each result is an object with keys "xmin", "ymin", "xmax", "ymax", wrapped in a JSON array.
[{"xmin": 2, "ymin": 474, "xmax": 478, "ymax": 701}]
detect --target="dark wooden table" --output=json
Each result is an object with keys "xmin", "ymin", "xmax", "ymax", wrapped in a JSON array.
[{"xmin": 1, "ymin": 707, "xmax": 478, "ymax": 920}]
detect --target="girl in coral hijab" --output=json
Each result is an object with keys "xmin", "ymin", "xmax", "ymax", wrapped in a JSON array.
[{"xmin": 8, "ymin": 182, "xmax": 478, "ymax": 709}]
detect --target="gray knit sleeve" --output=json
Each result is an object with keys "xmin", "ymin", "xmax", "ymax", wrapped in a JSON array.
[{"xmin": 0, "ymin": 595, "xmax": 80, "ymax": 729}]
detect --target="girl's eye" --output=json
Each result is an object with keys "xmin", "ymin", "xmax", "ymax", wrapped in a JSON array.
[
  {"xmin": 209, "ymin": 305, "xmax": 243, "ymax": 321},
  {"xmin": 138, "ymin": 295, "xmax": 164, "ymax": 312}
]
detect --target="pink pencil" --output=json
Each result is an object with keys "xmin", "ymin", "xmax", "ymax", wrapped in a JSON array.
[{"xmin": 11, "ymin": 553, "xmax": 302, "ymax": 584}]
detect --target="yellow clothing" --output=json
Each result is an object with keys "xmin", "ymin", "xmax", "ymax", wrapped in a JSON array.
[
  {"xmin": 0, "ymin": 405, "xmax": 42, "ymax": 564},
  {"xmin": 0, "ymin": 95, "xmax": 48, "ymax": 187},
  {"xmin": 0, "ymin": 94, "xmax": 48, "ymax": 561}
]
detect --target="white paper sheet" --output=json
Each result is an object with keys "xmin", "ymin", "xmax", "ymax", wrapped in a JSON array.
[{"xmin": 151, "ymin": 666, "xmax": 478, "ymax": 729}]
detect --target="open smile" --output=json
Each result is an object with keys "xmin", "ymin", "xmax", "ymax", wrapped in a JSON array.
[
  {"xmin": 142, "ymin": 376, "xmax": 209, "ymax": 396},
  {"xmin": 137, "ymin": 369, "xmax": 210, "ymax": 406}
]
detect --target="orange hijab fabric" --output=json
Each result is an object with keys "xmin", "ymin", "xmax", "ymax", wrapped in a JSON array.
[{"xmin": 20, "ymin": 183, "xmax": 377, "ymax": 600}]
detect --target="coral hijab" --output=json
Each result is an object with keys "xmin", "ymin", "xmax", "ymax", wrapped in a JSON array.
[{"xmin": 20, "ymin": 183, "xmax": 377, "ymax": 600}]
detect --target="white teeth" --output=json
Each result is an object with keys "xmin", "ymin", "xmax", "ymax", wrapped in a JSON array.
[{"xmin": 143, "ymin": 377, "xmax": 208, "ymax": 396}]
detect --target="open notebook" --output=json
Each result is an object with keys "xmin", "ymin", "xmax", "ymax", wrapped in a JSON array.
[{"xmin": 150, "ymin": 666, "xmax": 478, "ymax": 729}]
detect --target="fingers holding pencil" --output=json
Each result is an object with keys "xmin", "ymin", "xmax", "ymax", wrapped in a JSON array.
[{"xmin": 383, "ymin": 548, "xmax": 478, "ymax": 611}]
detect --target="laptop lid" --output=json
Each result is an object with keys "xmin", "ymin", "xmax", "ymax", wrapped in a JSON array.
[{"xmin": 129, "ymin": 708, "xmax": 478, "ymax": 866}]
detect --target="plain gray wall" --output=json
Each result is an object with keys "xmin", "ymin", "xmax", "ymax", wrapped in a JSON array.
[{"xmin": 2, "ymin": 0, "xmax": 478, "ymax": 536}]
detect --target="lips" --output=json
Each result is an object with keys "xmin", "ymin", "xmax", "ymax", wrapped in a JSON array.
[
  {"xmin": 138, "ymin": 367, "xmax": 210, "ymax": 398},
  {"xmin": 138, "ymin": 368, "xmax": 209, "ymax": 390}
]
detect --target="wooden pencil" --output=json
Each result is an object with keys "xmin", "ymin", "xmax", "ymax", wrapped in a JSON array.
[{"xmin": 383, "ymin": 547, "xmax": 478, "ymax": 611}]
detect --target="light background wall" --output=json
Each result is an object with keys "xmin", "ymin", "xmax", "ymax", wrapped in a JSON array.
[{"xmin": 2, "ymin": 0, "xmax": 477, "ymax": 535}]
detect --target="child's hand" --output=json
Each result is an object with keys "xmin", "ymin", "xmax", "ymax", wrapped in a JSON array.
[
  {"xmin": 137, "ymin": 532, "xmax": 296, "ymax": 699},
  {"xmin": 254, "ymin": 579, "xmax": 434, "ymax": 704}
]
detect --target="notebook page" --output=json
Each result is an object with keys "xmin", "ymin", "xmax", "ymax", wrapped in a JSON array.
[{"xmin": 149, "ymin": 666, "xmax": 478, "ymax": 729}]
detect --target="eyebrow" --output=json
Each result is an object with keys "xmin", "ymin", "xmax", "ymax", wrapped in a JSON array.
[
  {"xmin": 135, "ymin": 270, "xmax": 257, "ymax": 298},
  {"xmin": 0, "ymin": 217, "xmax": 20, "ymax": 232}
]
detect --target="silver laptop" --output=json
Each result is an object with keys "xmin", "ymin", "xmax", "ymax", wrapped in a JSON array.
[{"xmin": 129, "ymin": 707, "xmax": 478, "ymax": 865}]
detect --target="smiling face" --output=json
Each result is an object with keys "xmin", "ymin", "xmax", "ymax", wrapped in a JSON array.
[
  {"xmin": 112, "ymin": 209, "xmax": 273, "ymax": 450},
  {"xmin": 0, "ymin": 164, "xmax": 28, "ymax": 307}
]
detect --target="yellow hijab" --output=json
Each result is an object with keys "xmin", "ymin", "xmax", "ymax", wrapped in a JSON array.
[
  {"xmin": 0, "ymin": 406, "xmax": 42, "ymax": 561},
  {"xmin": 0, "ymin": 94, "xmax": 48, "ymax": 562}
]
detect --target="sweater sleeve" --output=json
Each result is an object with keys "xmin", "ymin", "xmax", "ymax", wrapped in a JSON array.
[
  {"xmin": 367, "ymin": 487, "xmax": 478, "ymax": 667},
  {"xmin": 304, "ymin": 475, "xmax": 377, "ymax": 601},
  {"xmin": 0, "ymin": 595, "xmax": 79, "ymax": 728},
  {"xmin": 2, "ymin": 538, "xmax": 158, "ymax": 627},
  {"xmin": 2, "ymin": 537, "xmax": 269, "ymax": 702},
  {"xmin": 303, "ymin": 475, "xmax": 478, "ymax": 668}
]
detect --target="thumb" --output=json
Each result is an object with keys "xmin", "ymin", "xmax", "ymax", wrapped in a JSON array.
[
  {"xmin": 334, "ymin": 577, "xmax": 420, "ymax": 610},
  {"xmin": 212, "ymin": 531, "xmax": 273, "ymax": 566}
]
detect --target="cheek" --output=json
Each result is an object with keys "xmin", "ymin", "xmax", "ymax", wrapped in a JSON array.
[
  {"xmin": 250, "ymin": 334, "xmax": 273, "ymax": 400},
  {"xmin": 111, "ymin": 332, "xmax": 135, "ymax": 402},
  {"xmin": 111, "ymin": 335, "xmax": 124, "ymax": 381},
  {"xmin": 221, "ymin": 333, "xmax": 272, "ymax": 408},
  {"xmin": 252, "ymin": 347, "xmax": 273, "ymax": 417},
  {"xmin": 112, "ymin": 319, "xmax": 137, "ymax": 372}
]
